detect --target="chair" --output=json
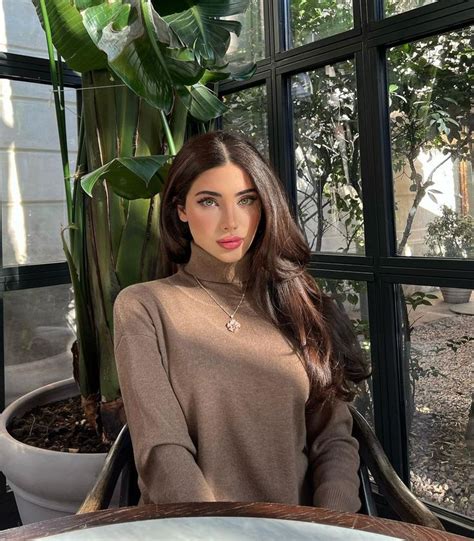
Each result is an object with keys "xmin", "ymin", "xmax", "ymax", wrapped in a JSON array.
[{"xmin": 78, "ymin": 407, "xmax": 444, "ymax": 531}]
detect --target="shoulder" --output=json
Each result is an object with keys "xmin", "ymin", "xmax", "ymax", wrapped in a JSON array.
[{"xmin": 114, "ymin": 272, "xmax": 188, "ymax": 313}]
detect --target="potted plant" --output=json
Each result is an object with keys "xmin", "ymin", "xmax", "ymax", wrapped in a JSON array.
[
  {"xmin": 0, "ymin": 0, "xmax": 254, "ymax": 524},
  {"xmin": 425, "ymin": 205, "xmax": 473, "ymax": 303}
]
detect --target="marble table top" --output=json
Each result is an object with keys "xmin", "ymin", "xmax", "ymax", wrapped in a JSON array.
[{"xmin": 44, "ymin": 516, "xmax": 403, "ymax": 541}]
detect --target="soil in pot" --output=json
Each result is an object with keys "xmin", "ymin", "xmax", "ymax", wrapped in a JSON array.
[{"xmin": 7, "ymin": 396, "xmax": 111, "ymax": 454}]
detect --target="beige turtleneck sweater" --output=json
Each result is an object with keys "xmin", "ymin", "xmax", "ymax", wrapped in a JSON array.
[{"xmin": 113, "ymin": 242, "xmax": 360, "ymax": 511}]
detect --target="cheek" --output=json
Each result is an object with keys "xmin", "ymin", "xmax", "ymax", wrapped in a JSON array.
[{"xmin": 187, "ymin": 208, "xmax": 218, "ymax": 233}]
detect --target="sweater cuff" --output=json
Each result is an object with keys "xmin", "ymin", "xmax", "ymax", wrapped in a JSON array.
[{"xmin": 313, "ymin": 483, "xmax": 361, "ymax": 513}]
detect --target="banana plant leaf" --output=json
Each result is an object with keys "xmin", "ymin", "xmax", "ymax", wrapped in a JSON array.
[
  {"xmin": 81, "ymin": 156, "xmax": 170, "ymax": 199},
  {"xmin": 184, "ymin": 83, "xmax": 228, "ymax": 121},
  {"xmin": 32, "ymin": 0, "xmax": 107, "ymax": 72},
  {"xmin": 162, "ymin": 0, "xmax": 250, "ymax": 68},
  {"xmin": 80, "ymin": 0, "xmax": 203, "ymax": 112},
  {"xmin": 200, "ymin": 61, "xmax": 257, "ymax": 84}
]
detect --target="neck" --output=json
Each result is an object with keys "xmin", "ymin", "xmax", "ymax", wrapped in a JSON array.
[{"xmin": 183, "ymin": 242, "xmax": 250, "ymax": 285}]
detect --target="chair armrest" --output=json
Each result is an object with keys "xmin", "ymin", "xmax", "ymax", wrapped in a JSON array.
[
  {"xmin": 77, "ymin": 424, "xmax": 133, "ymax": 514},
  {"xmin": 349, "ymin": 406, "xmax": 444, "ymax": 531}
]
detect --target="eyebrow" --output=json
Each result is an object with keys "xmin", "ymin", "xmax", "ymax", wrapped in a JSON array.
[{"xmin": 194, "ymin": 188, "xmax": 258, "ymax": 197}]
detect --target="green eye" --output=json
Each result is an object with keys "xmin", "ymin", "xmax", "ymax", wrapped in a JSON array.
[
  {"xmin": 198, "ymin": 198, "xmax": 217, "ymax": 207},
  {"xmin": 239, "ymin": 196, "xmax": 257, "ymax": 205}
]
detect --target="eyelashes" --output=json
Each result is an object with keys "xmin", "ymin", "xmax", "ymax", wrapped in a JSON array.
[{"xmin": 197, "ymin": 196, "xmax": 259, "ymax": 207}]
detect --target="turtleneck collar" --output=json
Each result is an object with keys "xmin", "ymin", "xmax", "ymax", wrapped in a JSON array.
[{"xmin": 182, "ymin": 242, "xmax": 250, "ymax": 285}]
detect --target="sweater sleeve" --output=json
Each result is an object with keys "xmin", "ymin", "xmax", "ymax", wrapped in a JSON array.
[
  {"xmin": 113, "ymin": 287, "xmax": 216, "ymax": 504},
  {"xmin": 306, "ymin": 399, "xmax": 361, "ymax": 512}
]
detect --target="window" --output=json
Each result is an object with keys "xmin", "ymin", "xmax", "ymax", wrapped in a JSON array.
[
  {"xmin": 222, "ymin": 85, "xmax": 269, "ymax": 157},
  {"xmin": 388, "ymin": 28, "xmax": 473, "ymax": 258},
  {"xmin": 0, "ymin": 0, "xmax": 50, "ymax": 58},
  {"xmin": 398, "ymin": 283, "xmax": 472, "ymax": 516},
  {"xmin": 225, "ymin": 0, "xmax": 266, "ymax": 65},
  {"xmin": 4, "ymin": 284, "xmax": 75, "ymax": 406},
  {"xmin": 385, "ymin": 0, "xmax": 437, "ymax": 18},
  {"xmin": 316, "ymin": 277, "xmax": 373, "ymax": 425},
  {"xmin": 287, "ymin": 0, "xmax": 353, "ymax": 49},
  {"xmin": 0, "ymin": 79, "xmax": 78, "ymax": 266},
  {"xmin": 292, "ymin": 61, "xmax": 363, "ymax": 254}
]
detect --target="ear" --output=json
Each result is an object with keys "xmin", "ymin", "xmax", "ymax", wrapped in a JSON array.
[{"xmin": 177, "ymin": 205, "xmax": 188, "ymax": 223}]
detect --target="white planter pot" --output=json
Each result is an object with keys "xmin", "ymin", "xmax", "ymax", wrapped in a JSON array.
[
  {"xmin": 440, "ymin": 287, "xmax": 472, "ymax": 304},
  {"xmin": 0, "ymin": 378, "xmax": 115, "ymax": 525}
]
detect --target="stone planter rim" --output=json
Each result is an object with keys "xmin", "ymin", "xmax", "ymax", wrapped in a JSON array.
[{"xmin": 0, "ymin": 377, "xmax": 104, "ymax": 459}]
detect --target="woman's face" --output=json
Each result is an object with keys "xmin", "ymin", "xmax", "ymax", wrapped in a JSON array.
[{"xmin": 177, "ymin": 162, "xmax": 262, "ymax": 263}]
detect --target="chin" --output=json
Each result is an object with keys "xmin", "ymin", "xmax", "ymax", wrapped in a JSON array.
[{"xmin": 215, "ymin": 247, "xmax": 247, "ymax": 263}]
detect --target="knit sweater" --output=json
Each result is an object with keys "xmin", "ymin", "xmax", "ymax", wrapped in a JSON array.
[{"xmin": 113, "ymin": 242, "xmax": 360, "ymax": 511}]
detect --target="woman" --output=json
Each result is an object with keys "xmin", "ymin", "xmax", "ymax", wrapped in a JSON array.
[{"xmin": 113, "ymin": 131, "xmax": 369, "ymax": 511}]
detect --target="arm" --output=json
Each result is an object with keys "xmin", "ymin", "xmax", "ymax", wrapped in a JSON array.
[
  {"xmin": 113, "ymin": 287, "xmax": 216, "ymax": 504},
  {"xmin": 306, "ymin": 399, "xmax": 361, "ymax": 512}
]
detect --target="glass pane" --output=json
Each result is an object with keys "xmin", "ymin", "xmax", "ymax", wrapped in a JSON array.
[
  {"xmin": 399, "ymin": 284, "xmax": 473, "ymax": 517},
  {"xmin": 385, "ymin": 0, "xmax": 437, "ymax": 17},
  {"xmin": 0, "ymin": 79, "xmax": 78, "ymax": 266},
  {"xmin": 292, "ymin": 61, "xmax": 364, "ymax": 254},
  {"xmin": 0, "ymin": 0, "xmax": 49, "ymax": 58},
  {"xmin": 316, "ymin": 278, "xmax": 373, "ymax": 426},
  {"xmin": 4, "ymin": 284, "xmax": 76, "ymax": 407},
  {"xmin": 289, "ymin": 0, "xmax": 353, "ymax": 49},
  {"xmin": 224, "ymin": 0, "xmax": 265, "ymax": 65},
  {"xmin": 222, "ymin": 85, "xmax": 269, "ymax": 158},
  {"xmin": 388, "ymin": 27, "xmax": 473, "ymax": 258}
]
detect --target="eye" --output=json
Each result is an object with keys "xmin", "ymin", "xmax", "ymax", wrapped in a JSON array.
[
  {"xmin": 197, "ymin": 198, "xmax": 217, "ymax": 207},
  {"xmin": 238, "ymin": 196, "xmax": 258, "ymax": 206}
]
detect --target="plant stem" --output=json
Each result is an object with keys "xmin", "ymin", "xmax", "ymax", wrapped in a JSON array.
[
  {"xmin": 160, "ymin": 110, "xmax": 176, "ymax": 155},
  {"xmin": 38, "ymin": 0, "xmax": 72, "ymax": 225}
]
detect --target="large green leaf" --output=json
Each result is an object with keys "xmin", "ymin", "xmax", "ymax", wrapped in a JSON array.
[
  {"xmin": 185, "ymin": 83, "xmax": 228, "ymax": 121},
  {"xmin": 80, "ymin": 0, "xmax": 205, "ymax": 111},
  {"xmin": 199, "ymin": 61, "xmax": 256, "ymax": 84},
  {"xmin": 61, "ymin": 224, "xmax": 100, "ymax": 396},
  {"xmin": 163, "ymin": 0, "xmax": 250, "ymax": 68},
  {"xmin": 81, "ymin": 156, "xmax": 170, "ymax": 199},
  {"xmin": 32, "ymin": 0, "xmax": 107, "ymax": 72},
  {"xmin": 116, "ymin": 198, "xmax": 150, "ymax": 289}
]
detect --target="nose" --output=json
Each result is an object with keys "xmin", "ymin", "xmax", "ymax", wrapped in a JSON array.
[{"xmin": 221, "ymin": 205, "xmax": 238, "ymax": 232}]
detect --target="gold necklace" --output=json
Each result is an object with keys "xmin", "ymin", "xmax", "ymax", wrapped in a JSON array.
[{"xmin": 192, "ymin": 275, "xmax": 247, "ymax": 333}]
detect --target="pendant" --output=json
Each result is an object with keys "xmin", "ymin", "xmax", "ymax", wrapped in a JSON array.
[{"xmin": 226, "ymin": 318, "xmax": 241, "ymax": 333}]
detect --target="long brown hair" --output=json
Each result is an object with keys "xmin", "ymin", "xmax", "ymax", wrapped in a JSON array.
[{"xmin": 160, "ymin": 131, "xmax": 369, "ymax": 408}]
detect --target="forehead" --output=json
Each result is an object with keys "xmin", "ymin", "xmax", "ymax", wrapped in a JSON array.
[{"xmin": 189, "ymin": 162, "xmax": 255, "ymax": 193}]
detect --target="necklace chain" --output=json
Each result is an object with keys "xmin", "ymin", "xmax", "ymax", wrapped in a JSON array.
[{"xmin": 192, "ymin": 275, "xmax": 247, "ymax": 332}]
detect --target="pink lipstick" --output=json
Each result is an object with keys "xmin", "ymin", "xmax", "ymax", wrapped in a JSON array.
[{"xmin": 217, "ymin": 236, "xmax": 243, "ymax": 250}]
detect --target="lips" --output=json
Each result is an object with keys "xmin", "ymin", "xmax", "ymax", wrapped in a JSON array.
[{"xmin": 217, "ymin": 237, "xmax": 243, "ymax": 250}]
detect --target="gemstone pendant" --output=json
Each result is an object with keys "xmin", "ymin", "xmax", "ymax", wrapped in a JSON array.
[{"xmin": 226, "ymin": 318, "xmax": 241, "ymax": 333}]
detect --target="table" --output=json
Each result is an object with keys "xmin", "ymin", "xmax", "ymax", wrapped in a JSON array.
[{"xmin": 1, "ymin": 502, "xmax": 469, "ymax": 540}]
